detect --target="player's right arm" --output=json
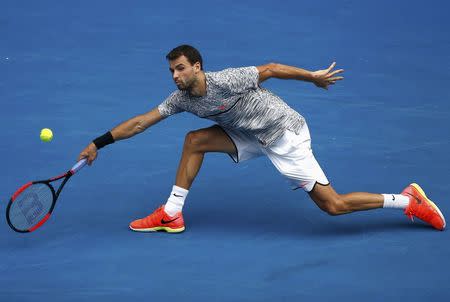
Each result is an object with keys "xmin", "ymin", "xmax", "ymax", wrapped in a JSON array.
[
  {"xmin": 78, "ymin": 107, "xmax": 165, "ymax": 165},
  {"xmin": 110, "ymin": 107, "xmax": 164, "ymax": 140}
]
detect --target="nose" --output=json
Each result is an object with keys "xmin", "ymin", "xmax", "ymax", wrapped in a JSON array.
[{"xmin": 173, "ymin": 71, "xmax": 179, "ymax": 81}]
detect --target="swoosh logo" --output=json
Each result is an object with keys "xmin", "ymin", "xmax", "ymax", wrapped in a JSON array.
[
  {"xmin": 173, "ymin": 193, "xmax": 183, "ymax": 197},
  {"xmin": 405, "ymin": 192, "xmax": 421, "ymax": 204},
  {"xmin": 392, "ymin": 194, "xmax": 396, "ymax": 201},
  {"xmin": 161, "ymin": 217, "xmax": 179, "ymax": 224}
]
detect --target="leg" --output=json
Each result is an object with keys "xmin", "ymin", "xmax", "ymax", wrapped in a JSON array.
[
  {"xmin": 175, "ymin": 125, "xmax": 237, "ymax": 189},
  {"xmin": 264, "ymin": 125, "xmax": 383, "ymax": 216},
  {"xmin": 129, "ymin": 125, "xmax": 236, "ymax": 233},
  {"xmin": 308, "ymin": 183, "xmax": 446, "ymax": 230},
  {"xmin": 308, "ymin": 183, "xmax": 383, "ymax": 215}
]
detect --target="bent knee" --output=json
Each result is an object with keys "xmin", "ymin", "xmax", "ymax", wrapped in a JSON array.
[{"xmin": 184, "ymin": 130, "xmax": 208, "ymax": 151}]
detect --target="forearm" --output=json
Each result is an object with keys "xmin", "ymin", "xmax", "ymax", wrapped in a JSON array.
[
  {"xmin": 81, "ymin": 108, "xmax": 164, "ymax": 163},
  {"xmin": 95, "ymin": 107, "xmax": 163, "ymax": 149},
  {"xmin": 261, "ymin": 63, "xmax": 314, "ymax": 82},
  {"xmin": 110, "ymin": 115, "xmax": 149, "ymax": 141}
]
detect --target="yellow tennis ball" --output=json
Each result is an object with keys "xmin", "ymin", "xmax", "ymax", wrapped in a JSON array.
[{"xmin": 40, "ymin": 128, "xmax": 53, "ymax": 142}]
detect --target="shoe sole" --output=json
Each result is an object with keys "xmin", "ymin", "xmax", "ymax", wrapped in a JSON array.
[
  {"xmin": 411, "ymin": 183, "xmax": 446, "ymax": 230},
  {"xmin": 129, "ymin": 225, "xmax": 185, "ymax": 233}
]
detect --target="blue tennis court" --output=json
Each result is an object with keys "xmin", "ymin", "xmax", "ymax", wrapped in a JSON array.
[{"xmin": 1, "ymin": 0, "xmax": 450, "ymax": 301}]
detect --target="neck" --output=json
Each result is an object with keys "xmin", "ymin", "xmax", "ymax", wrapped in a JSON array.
[{"xmin": 188, "ymin": 72, "xmax": 206, "ymax": 97}]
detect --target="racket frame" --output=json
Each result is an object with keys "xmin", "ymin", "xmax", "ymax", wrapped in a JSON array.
[{"xmin": 6, "ymin": 159, "xmax": 86, "ymax": 233}]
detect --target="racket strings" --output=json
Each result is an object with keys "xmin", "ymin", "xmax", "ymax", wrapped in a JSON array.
[{"xmin": 9, "ymin": 183, "xmax": 53, "ymax": 230}]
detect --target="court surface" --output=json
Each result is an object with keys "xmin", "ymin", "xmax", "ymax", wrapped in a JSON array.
[{"xmin": 1, "ymin": 0, "xmax": 450, "ymax": 301}]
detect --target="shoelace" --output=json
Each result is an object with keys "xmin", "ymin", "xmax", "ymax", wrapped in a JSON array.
[
  {"xmin": 404, "ymin": 208, "xmax": 414, "ymax": 222},
  {"xmin": 144, "ymin": 206, "xmax": 164, "ymax": 226},
  {"xmin": 404, "ymin": 202, "xmax": 433, "ymax": 222}
]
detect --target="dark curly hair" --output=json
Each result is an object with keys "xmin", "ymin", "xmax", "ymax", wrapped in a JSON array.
[{"xmin": 166, "ymin": 45, "xmax": 203, "ymax": 70}]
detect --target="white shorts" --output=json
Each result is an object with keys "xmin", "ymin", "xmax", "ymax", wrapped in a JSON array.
[{"xmin": 220, "ymin": 123, "xmax": 329, "ymax": 192}]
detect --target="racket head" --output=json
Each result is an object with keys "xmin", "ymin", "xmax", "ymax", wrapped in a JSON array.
[{"xmin": 6, "ymin": 181, "xmax": 57, "ymax": 233}]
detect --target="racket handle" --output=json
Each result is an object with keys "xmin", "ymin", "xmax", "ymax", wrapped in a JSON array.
[{"xmin": 70, "ymin": 158, "xmax": 87, "ymax": 174}]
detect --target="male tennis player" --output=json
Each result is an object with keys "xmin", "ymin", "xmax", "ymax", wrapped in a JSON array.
[{"xmin": 78, "ymin": 45, "xmax": 445, "ymax": 233}]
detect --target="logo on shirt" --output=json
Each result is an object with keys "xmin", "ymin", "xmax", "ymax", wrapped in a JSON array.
[{"xmin": 218, "ymin": 104, "xmax": 226, "ymax": 111}]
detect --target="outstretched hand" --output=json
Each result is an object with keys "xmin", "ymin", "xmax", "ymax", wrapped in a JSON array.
[{"xmin": 311, "ymin": 62, "xmax": 344, "ymax": 90}]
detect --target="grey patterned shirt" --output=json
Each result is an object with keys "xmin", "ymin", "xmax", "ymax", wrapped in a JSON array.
[{"xmin": 158, "ymin": 66, "xmax": 305, "ymax": 146}]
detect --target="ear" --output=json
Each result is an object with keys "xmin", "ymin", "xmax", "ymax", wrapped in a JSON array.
[{"xmin": 193, "ymin": 61, "xmax": 201, "ymax": 72}]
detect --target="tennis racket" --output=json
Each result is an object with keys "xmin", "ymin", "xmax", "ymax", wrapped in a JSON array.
[{"xmin": 6, "ymin": 159, "xmax": 87, "ymax": 233}]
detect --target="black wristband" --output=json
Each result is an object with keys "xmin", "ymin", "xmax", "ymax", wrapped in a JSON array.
[{"xmin": 93, "ymin": 131, "xmax": 115, "ymax": 149}]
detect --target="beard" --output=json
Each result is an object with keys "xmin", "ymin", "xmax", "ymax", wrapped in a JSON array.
[
  {"xmin": 176, "ymin": 82, "xmax": 187, "ymax": 90},
  {"xmin": 176, "ymin": 76, "xmax": 197, "ymax": 91}
]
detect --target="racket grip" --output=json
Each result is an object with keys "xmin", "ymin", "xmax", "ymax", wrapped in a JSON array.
[{"xmin": 70, "ymin": 158, "xmax": 87, "ymax": 174}]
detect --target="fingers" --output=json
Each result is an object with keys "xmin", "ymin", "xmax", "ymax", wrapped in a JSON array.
[
  {"xmin": 327, "ymin": 62, "xmax": 336, "ymax": 72},
  {"xmin": 329, "ymin": 76, "xmax": 344, "ymax": 82},
  {"xmin": 87, "ymin": 152, "xmax": 97, "ymax": 165},
  {"xmin": 318, "ymin": 76, "xmax": 344, "ymax": 87},
  {"xmin": 78, "ymin": 154, "xmax": 92, "ymax": 166},
  {"xmin": 327, "ymin": 69, "xmax": 344, "ymax": 77},
  {"xmin": 77, "ymin": 150, "xmax": 96, "ymax": 166},
  {"xmin": 78, "ymin": 153, "xmax": 87, "ymax": 162}
]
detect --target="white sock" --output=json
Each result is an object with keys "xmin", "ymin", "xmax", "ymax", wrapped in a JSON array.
[
  {"xmin": 164, "ymin": 185, "xmax": 189, "ymax": 216},
  {"xmin": 382, "ymin": 194, "xmax": 409, "ymax": 209}
]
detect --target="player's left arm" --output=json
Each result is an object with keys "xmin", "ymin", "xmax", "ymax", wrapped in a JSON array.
[{"xmin": 256, "ymin": 62, "xmax": 344, "ymax": 90}]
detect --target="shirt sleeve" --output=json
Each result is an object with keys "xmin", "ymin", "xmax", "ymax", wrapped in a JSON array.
[
  {"xmin": 157, "ymin": 91, "xmax": 185, "ymax": 117},
  {"xmin": 215, "ymin": 66, "xmax": 259, "ymax": 94}
]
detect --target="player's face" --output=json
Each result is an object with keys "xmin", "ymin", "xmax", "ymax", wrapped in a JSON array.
[{"xmin": 169, "ymin": 55, "xmax": 200, "ymax": 91}]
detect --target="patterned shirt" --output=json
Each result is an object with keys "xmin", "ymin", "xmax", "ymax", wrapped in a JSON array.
[{"xmin": 158, "ymin": 66, "xmax": 305, "ymax": 146}]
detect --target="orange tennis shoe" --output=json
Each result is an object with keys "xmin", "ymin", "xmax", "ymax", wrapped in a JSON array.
[
  {"xmin": 129, "ymin": 205, "xmax": 185, "ymax": 233},
  {"xmin": 402, "ymin": 183, "xmax": 446, "ymax": 231}
]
